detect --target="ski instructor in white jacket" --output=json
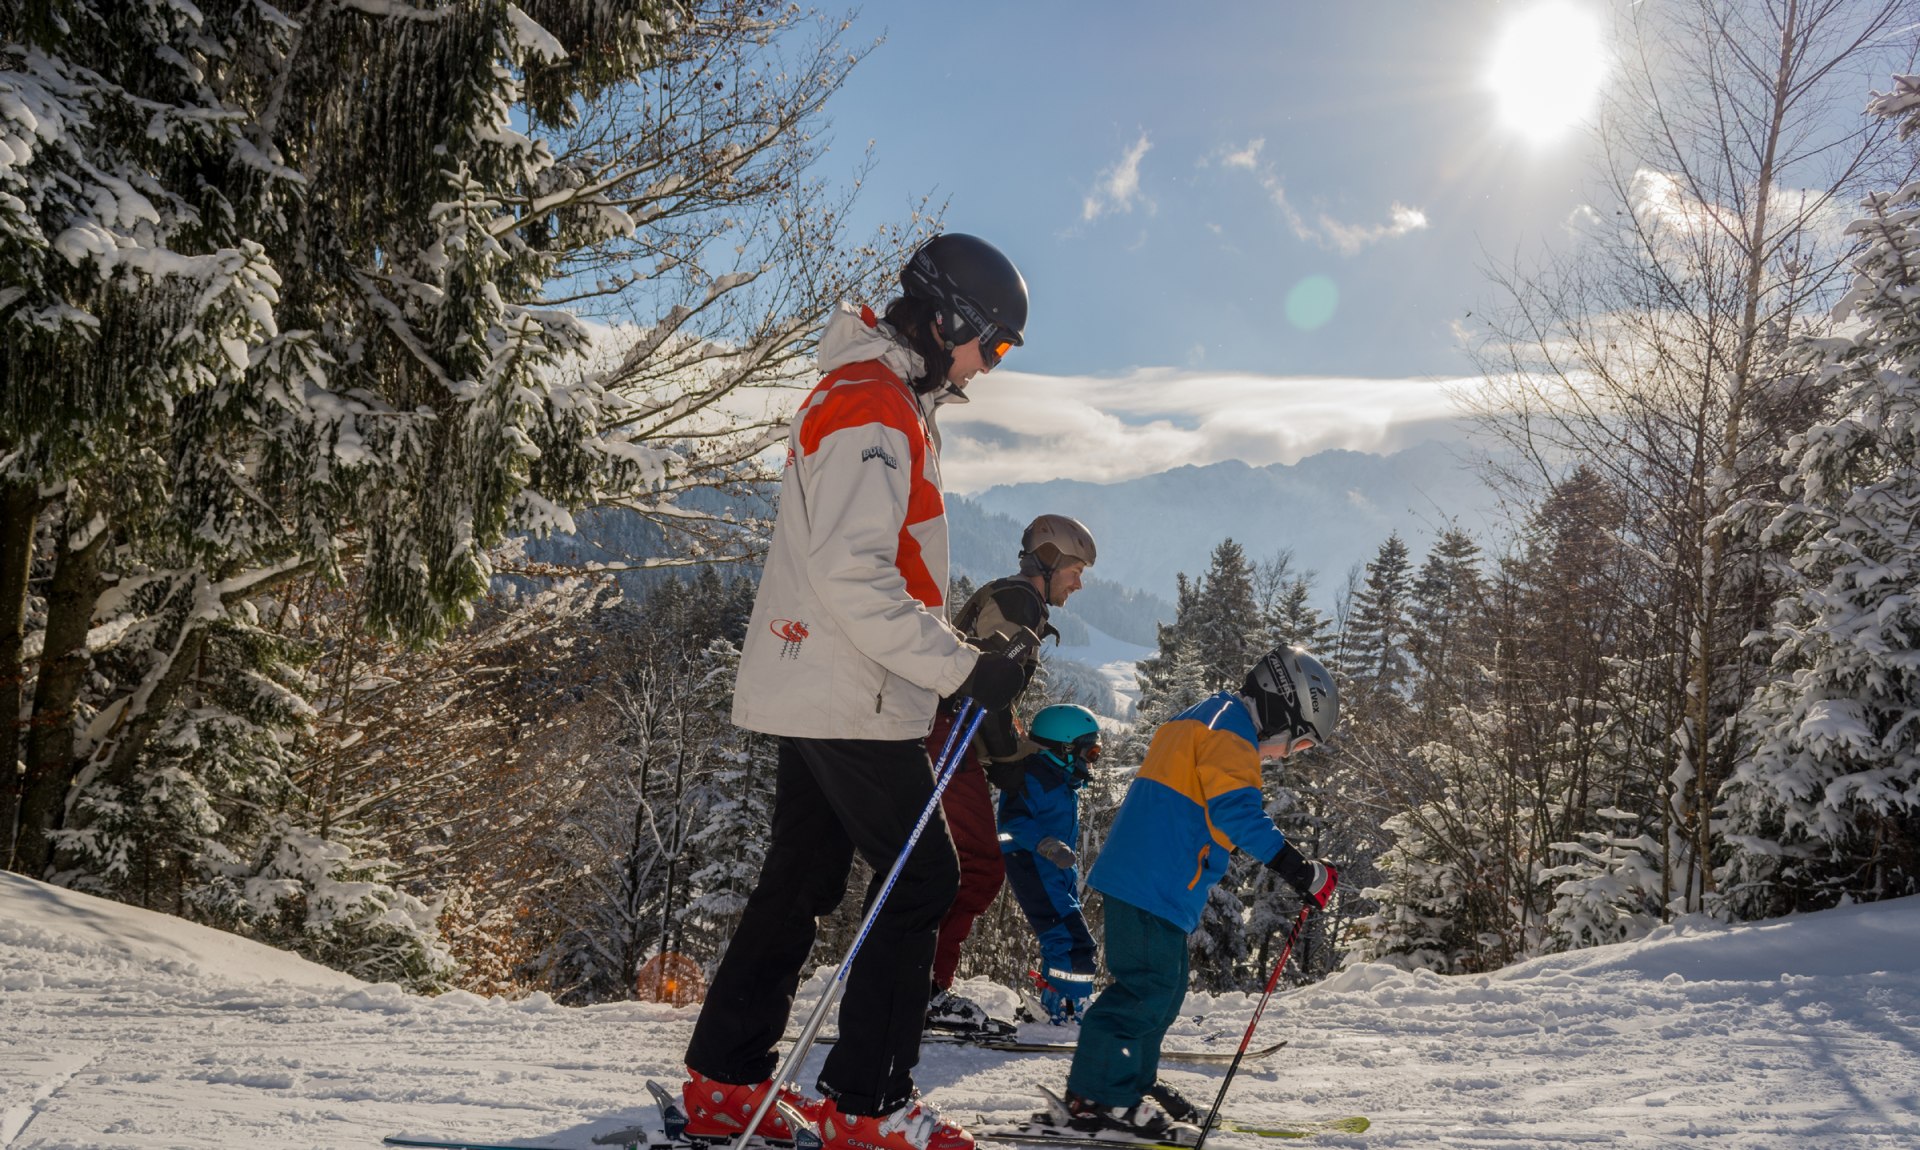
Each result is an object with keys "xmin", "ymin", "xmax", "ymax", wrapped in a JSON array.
[{"xmin": 681, "ymin": 234, "xmax": 1032, "ymax": 1150}]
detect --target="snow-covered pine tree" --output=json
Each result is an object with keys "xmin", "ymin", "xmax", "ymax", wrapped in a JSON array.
[
  {"xmin": 1128, "ymin": 572, "xmax": 1215, "ymax": 747},
  {"xmin": 1185, "ymin": 538, "xmax": 1263, "ymax": 690},
  {"xmin": 1342, "ymin": 533, "xmax": 1416, "ymax": 724},
  {"xmin": 1259, "ymin": 564, "xmax": 1336, "ymax": 656},
  {"xmin": 1543, "ymin": 809, "xmax": 1662, "ymax": 950},
  {"xmin": 1725, "ymin": 76, "xmax": 1920, "ymax": 914},
  {"xmin": 2, "ymin": 0, "xmax": 676, "ymax": 940},
  {"xmin": 1363, "ymin": 473, "xmax": 1652, "ymax": 968},
  {"xmin": 1190, "ymin": 879, "xmax": 1251, "ymax": 993},
  {"xmin": 1, "ymin": 0, "xmax": 291, "ymax": 878},
  {"xmin": 231, "ymin": 817, "xmax": 457, "ymax": 988},
  {"xmin": 1352, "ymin": 777, "xmax": 1527, "ymax": 973},
  {"xmin": 1407, "ymin": 527, "xmax": 1488, "ymax": 734},
  {"xmin": 5, "ymin": 0, "xmax": 912, "ymax": 989}
]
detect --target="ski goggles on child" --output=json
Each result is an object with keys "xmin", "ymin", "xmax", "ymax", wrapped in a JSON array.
[{"xmin": 1040, "ymin": 733, "xmax": 1102, "ymax": 766}]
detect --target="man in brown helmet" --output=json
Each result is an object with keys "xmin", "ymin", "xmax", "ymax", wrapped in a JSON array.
[{"xmin": 925, "ymin": 513, "xmax": 1098, "ymax": 1036}]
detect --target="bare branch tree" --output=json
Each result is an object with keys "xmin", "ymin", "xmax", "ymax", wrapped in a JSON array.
[{"xmin": 1466, "ymin": 0, "xmax": 1918, "ymax": 913}]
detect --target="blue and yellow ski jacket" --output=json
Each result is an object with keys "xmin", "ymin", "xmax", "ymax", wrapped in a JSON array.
[{"xmin": 1087, "ymin": 691, "xmax": 1288, "ymax": 932}]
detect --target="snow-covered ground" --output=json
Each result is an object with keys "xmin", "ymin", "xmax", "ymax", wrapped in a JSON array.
[{"xmin": 5, "ymin": 870, "xmax": 1920, "ymax": 1149}]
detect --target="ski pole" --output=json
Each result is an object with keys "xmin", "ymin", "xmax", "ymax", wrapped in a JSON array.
[
  {"xmin": 1192, "ymin": 904, "xmax": 1311, "ymax": 1150},
  {"xmin": 734, "ymin": 698, "xmax": 989, "ymax": 1150}
]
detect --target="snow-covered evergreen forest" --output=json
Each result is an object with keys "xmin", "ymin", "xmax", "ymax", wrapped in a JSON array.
[{"xmin": 5, "ymin": 0, "xmax": 1920, "ymax": 1012}]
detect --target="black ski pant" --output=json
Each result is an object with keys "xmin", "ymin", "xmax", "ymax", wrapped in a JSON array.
[{"xmin": 683, "ymin": 734, "xmax": 961, "ymax": 1117}]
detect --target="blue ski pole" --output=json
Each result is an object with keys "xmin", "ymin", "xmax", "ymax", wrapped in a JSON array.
[{"xmin": 734, "ymin": 698, "xmax": 989, "ymax": 1150}]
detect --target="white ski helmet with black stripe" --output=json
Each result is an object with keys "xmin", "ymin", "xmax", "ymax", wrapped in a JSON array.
[{"xmin": 1243, "ymin": 646, "xmax": 1339, "ymax": 746}]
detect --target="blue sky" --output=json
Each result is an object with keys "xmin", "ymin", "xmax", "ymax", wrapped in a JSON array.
[{"xmin": 817, "ymin": 0, "xmax": 1602, "ymax": 384}]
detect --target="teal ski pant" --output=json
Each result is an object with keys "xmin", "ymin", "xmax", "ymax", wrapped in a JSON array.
[{"xmin": 1065, "ymin": 896, "xmax": 1190, "ymax": 1108}]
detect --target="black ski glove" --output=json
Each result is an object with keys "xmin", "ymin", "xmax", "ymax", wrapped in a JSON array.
[
  {"xmin": 953, "ymin": 626, "xmax": 1041, "ymax": 713},
  {"xmin": 1267, "ymin": 841, "xmax": 1338, "ymax": 909},
  {"xmin": 956, "ymin": 651, "xmax": 1025, "ymax": 711}
]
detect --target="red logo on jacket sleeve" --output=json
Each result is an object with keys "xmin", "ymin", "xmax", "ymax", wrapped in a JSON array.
[{"xmin": 771, "ymin": 619, "xmax": 809, "ymax": 659}]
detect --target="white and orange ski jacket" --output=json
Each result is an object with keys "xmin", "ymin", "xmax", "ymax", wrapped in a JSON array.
[{"xmin": 731, "ymin": 303, "xmax": 980, "ymax": 740}]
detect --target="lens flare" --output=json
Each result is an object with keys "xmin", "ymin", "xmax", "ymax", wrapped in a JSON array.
[{"xmin": 1285, "ymin": 276, "xmax": 1339, "ymax": 331}]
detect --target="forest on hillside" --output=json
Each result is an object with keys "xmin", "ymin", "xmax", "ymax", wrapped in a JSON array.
[{"xmin": 4, "ymin": 0, "xmax": 1920, "ymax": 1001}]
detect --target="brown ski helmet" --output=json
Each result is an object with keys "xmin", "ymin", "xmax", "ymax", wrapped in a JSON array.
[{"xmin": 1019, "ymin": 514, "xmax": 1097, "ymax": 576}]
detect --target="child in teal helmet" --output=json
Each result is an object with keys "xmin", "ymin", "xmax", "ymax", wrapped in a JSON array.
[{"xmin": 998, "ymin": 703, "xmax": 1104, "ymax": 1024}]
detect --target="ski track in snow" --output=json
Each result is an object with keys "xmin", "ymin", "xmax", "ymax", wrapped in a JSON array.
[
  {"xmin": 0, "ymin": 1048, "xmax": 104, "ymax": 1147},
  {"xmin": 4, "ymin": 874, "xmax": 1920, "ymax": 1148}
]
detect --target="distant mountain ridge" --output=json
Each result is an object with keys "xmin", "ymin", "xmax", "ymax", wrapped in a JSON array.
[
  {"xmin": 522, "ymin": 441, "xmax": 1494, "ymax": 631},
  {"xmin": 967, "ymin": 440, "xmax": 1504, "ymax": 601}
]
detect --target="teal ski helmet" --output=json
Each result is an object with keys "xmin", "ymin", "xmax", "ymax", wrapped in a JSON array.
[{"xmin": 1030, "ymin": 703, "xmax": 1102, "ymax": 775}]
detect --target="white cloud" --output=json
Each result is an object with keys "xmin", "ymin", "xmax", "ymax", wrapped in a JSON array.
[
  {"xmin": 1565, "ymin": 203, "xmax": 1605, "ymax": 233},
  {"xmin": 1209, "ymin": 144, "xmax": 1428, "ymax": 254},
  {"xmin": 1315, "ymin": 202, "xmax": 1430, "ymax": 254},
  {"xmin": 1082, "ymin": 133, "xmax": 1154, "ymax": 221},
  {"xmin": 1628, "ymin": 165, "xmax": 1855, "ymax": 258},
  {"xmin": 935, "ymin": 366, "xmax": 1474, "ymax": 492},
  {"xmin": 1266, "ymin": 178, "xmax": 1430, "ymax": 254},
  {"xmin": 1219, "ymin": 138, "xmax": 1264, "ymax": 170},
  {"xmin": 1629, "ymin": 168, "xmax": 1735, "ymax": 239}
]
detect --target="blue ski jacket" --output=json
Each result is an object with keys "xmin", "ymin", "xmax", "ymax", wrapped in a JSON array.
[{"xmin": 997, "ymin": 750, "xmax": 1083, "ymax": 856}]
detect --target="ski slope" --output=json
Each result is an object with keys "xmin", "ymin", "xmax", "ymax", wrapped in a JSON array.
[{"xmin": 3, "ymin": 870, "xmax": 1919, "ymax": 1148}]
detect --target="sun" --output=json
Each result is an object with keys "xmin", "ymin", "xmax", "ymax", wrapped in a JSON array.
[{"xmin": 1488, "ymin": 3, "xmax": 1608, "ymax": 143}]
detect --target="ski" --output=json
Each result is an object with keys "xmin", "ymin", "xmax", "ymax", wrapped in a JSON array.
[
  {"xmin": 383, "ymin": 1138, "xmax": 654, "ymax": 1150},
  {"xmin": 382, "ymin": 1127, "xmax": 660, "ymax": 1150},
  {"xmin": 794, "ymin": 1031, "xmax": 1287, "ymax": 1065},
  {"xmin": 932, "ymin": 1034, "xmax": 1290, "ymax": 1065},
  {"xmin": 976, "ymin": 1114, "xmax": 1368, "ymax": 1148},
  {"xmin": 1217, "ymin": 1116, "xmax": 1370, "ymax": 1139},
  {"xmin": 382, "ymin": 1083, "xmax": 819, "ymax": 1150},
  {"xmin": 927, "ymin": 1018, "xmax": 1020, "ymax": 1041},
  {"xmin": 977, "ymin": 1130, "xmax": 1194, "ymax": 1150}
]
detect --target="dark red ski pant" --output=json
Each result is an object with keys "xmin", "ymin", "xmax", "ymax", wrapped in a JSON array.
[{"xmin": 928, "ymin": 708, "xmax": 1007, "ymax": 990}]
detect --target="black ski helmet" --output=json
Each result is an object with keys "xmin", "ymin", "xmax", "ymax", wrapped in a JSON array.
[
  {"xmin": 1243, "ymin": 646, "xmax": 1339, "ymax": 746},
  {"xmin": 901, "ymin": 233, "xmax": 1028, "ymax": 362}
]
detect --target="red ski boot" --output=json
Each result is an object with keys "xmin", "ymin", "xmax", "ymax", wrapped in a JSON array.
[
  {"xmin": 818, "ymin": 1093, "xmax": 974, "ymax": 1150},
  {"xmin": 682, "ymin": 1068, "xmax": 827, "ymax": 1145}
]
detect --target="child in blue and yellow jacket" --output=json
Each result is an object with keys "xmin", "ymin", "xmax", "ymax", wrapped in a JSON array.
[
  {"xmin": 1052, "ymin": 646, "xmax": 1342, "ymax": 1143},
  {"xmin": 997, "ymin": 703, "xmax": 1104, "ymax": 1024}
]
